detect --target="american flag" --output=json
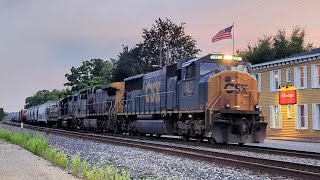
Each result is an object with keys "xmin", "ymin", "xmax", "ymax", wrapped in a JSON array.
[{"xmin": 211, "ymin": 25, "xmax": 233, "ymax": 43}]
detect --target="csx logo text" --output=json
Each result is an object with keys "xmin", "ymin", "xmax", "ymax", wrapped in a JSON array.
[
  {"xmin": 145, "ymin": 80, "xmax": 161, "ymax": 103},
  {"xmin": 224, "ymin": 83, "xmax": 248, "ymax": 94}
]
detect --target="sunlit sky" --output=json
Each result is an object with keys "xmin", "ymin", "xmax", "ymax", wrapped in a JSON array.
[{"xmin": 1, "ymin": 0, "xmax": 319, "ymax": 112}]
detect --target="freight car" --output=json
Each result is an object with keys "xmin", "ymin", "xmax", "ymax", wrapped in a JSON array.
[{"xmin": 25, "ymin": 101, "xmax": 59, "ymax": 126}]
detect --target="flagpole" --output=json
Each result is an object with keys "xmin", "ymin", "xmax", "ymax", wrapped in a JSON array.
[{"xmin": 233, "ymin": 22, "xmax": 235, "ymax": 55}]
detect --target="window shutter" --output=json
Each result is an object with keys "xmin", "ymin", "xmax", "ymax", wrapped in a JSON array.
[
  {"xmin": 286, "ymin": 68, "xmax": 291, "ymax": 82},
  {"xmin": 311, "ymin": 65, "xmax": 316, "ymax": 88},
  {"xmin": 317, "ymin": 105, "xmax": 320, "ymax": 130},
  {"xmin": 317, "ymin": 66, "xmax": 320, "ymax": 88},
  {"xmin": 258, "ymin": 73, "xmax": 261, "ymax": 92},
  {"xmin": 304, "ymin": 104, "xmax": 308, "ymax": 129},
  {"xmin": 294, "ymin": 68, "xmax": 298, "ymax": 89},
  {"xmin": 279, "ymin": 105, "xmax": 282, "ymax": 128},
  {"xmin": 295, "ymin": 104, "xmax": 299, "ymax": 129},
  {"xmin": 304, "ymin": 67, "xmax": 307, "ymax": 88},
  {"xmin": 312, "ymin": 104, "xmax": 317, "ymax": 130},
  {"xmin": 278, "ymin": 70, "xmax": 281, "ymax": 89},
  {"xmin": 269, "ymin": 105, "xmax": 274, "ymax": 128},
  {"xmin": 270, "ymin": 71, "xmax": 274, "ymax": 91}
]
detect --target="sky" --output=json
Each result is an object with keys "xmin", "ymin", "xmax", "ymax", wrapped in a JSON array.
[{"xmin": 1, "ymin": 0, "xmax": 320, "ymax": 112}]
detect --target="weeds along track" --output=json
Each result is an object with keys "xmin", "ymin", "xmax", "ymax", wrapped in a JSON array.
[{"xmin": 3, "ymin": 122, "xmax": 320, "ymax": 180}]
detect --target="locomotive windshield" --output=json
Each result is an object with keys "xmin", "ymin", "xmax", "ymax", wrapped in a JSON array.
[
  {"xmin": 199, "ymin": 61, "xmax": 252, "ymax": 76},
  {"xmin": 200, "ymin": 63, "xmax": 216, "ymax": 75},
  {"xmin": 230, "ymin": 63, "xmax": 252, "ymax": 74}
]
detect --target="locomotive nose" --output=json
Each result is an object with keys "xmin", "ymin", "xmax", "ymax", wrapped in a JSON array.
[{"xmin": 207, "ymin": 70, "xmax": 259, "ymax": 111}]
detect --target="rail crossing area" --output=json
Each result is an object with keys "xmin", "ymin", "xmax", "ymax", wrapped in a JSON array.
[{"xmin": 1, "ymin": 122, "xmax": 320, "ymax": 180}]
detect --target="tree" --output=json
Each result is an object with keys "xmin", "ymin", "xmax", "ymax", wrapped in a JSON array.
[
  {"xmin": 238, "ymin": 26, "xmax": 314, "ymax": 64},
  {"xmin": 0, "ymin": 108, "xmax": 4, "ymax": 121},
  {"xmin": 139, "ymin": 18, "xmax": 200, "ymax": 66},
  {"xmin": 64, "ymin": 59, "xmax": 114, "ymax": 92},
  {"xmin": 112, "ymin": 46, "xmax": 151, "ymax": 82},
  {"xmin": 112, "ymin": 18, "xmax": 201, "ymax": 81},
  {"xmin": 24, "ymin": 89, "xmax": 69, "ymax": 109}
]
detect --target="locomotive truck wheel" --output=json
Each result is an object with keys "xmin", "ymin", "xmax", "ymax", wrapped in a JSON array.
[
  {"xmin": 182, "ymin": 134, "xmax": 189, "ymax": 141},
  {"xmin": 196, "ymin": 136, "xmax": 203, "ymax": 143},
  {"xmin": 209, "ymin": 137, "xmax": 216, "ymax": 145}
]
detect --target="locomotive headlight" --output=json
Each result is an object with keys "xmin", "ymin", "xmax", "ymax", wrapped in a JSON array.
[
  {"xmin": 223, "ymin": 55, "xmax": 233, "ymax": 60},
  {"xmin": 255, "ymin": 104, "xmax": 260, "ymax": 110},
  {"xmin": 225, "ymin": 104, "xmax": 230, "ymax": 109}
]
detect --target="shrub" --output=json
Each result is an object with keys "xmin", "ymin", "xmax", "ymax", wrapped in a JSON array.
[{"xmin": 72, "ymin": 154, "xmax": 81, "ymax": 175}]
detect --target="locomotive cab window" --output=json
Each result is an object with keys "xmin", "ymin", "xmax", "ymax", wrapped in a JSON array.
[
  {"xmin": 184, "ymin": 63, "xmax": 195, "ymax": 79},
  {"xmin": 200, "ymin": 63, "xmax": 216, "ymax": 75},
  {"xmin": 125, "ymin": 77, "xmax": 143, "ymax": 92}
]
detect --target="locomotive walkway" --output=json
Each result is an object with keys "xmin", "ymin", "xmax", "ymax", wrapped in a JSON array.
[{"xmin": 0, "ymin": 140, "xmax": 78, "ymax": 180}]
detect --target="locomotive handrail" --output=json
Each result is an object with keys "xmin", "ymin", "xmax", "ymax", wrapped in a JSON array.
[
  {"xmin": 133, "ymin": 91, "xmax": 176, "ymax": 99},
  {"xmin": 133, "ymin": 91, "xmax": 176, "ymax": 114},
  {"xmin": 109, "ymin": 101, "xmax": 113, "ymax": 114},
  {"xmin": 118, "ymin": 91, "xmax": 176, "ymax": 114},
  {"xmin": 206, "ymin": 77, "xmax": 221, "ymax": 123},
  {"xmin": 209, "ymin": 95, "xmax": 221, "ymax": 111},
  {"xmin": 86, "ymin": 100, "xmax": 113, "ymax": 115},
  {"xmin": 223, "ymin": 89, "xmax": 237, "ymax": 91}
]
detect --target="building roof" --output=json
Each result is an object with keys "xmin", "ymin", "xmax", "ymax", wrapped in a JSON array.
[{"xmin": 252, "ymin": 48, "xmax": 320, "ymax": 70}]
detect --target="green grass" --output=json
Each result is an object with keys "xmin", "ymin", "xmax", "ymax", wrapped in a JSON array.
[
  {"xmin": 70, "ymin": 154, "xmax": 131, "ymax": 180},
  {"xmin": 0, "ymin": 128, "xmax": 131, "ymax": 180}
]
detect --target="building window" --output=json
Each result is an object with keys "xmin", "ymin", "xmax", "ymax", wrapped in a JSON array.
[
  {"xmin": 270, "ymin": 105, "xmax": 281, "ymax": 128},
  {"xmin": 286, "ymin": 68, "xmax": 292, "ymax": 83},
  {"xmin": 311, "ymin": 64, "xmax": 320, "ymax": 88},
  {"xmin": 270, "ymin": 70, "xmax": 281, "ymax": 91},
  {"xmin": 294, "ymin": 66, "xmax": 307, "ymax": 89},
  {"xmin": 312, "ymin": 103, "xmax": 320, "ymax": 130},
  {"xmin": 254, "ymin": 73, "xmax": 261, "ymax": 92},
  {"xmin": 287, "ymin": 104, "xmax": 292, "ymax": 119},
  {"xmin": 296, "ymin": 104, "xmax": 308, "ymax": 129}
]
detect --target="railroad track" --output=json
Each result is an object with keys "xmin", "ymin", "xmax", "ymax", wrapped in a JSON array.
[{"xmin": 3, "ymin": 122, "xmax": 320, "ymax": 179}]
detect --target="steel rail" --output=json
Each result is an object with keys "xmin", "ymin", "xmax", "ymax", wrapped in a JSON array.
[
  {"xmin": 3, "ymin": 122, "xmax": 320, "ymax": 180},
  {"xmin": 3, "ymin": 121, "xmax": 320, "ymax": 159}
]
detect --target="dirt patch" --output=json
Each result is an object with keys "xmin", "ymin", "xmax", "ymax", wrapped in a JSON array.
[{"xmin": 0, "ymin": 141, "xmax": 79, "ymax": 180}]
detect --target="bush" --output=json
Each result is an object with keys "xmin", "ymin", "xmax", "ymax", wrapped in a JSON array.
[
  {"xmin": 83, "ymin": 164, "xmax": 131, "ymax": 180},
  {"xmin": 72, "ymin": 154, "xmax": 81, "ymax": 175}
]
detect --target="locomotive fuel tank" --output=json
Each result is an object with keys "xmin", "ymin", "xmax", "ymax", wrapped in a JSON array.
[
  {"xmin": 136, "ymin": 119, "xmax": 169, "ymax": 135},
  {"xmin": 83, "ymin": 119, "xmax": 98, "ymax": 129}
]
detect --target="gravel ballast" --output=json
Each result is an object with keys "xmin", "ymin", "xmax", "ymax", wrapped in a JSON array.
[{"xmin": 1, "ymin": 124, "xmax": 301, "ymax": 179}]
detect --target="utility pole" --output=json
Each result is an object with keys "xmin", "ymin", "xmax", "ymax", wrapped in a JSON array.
[
  {"xmin": 159, "ymin": 38, "xmax": 163, "ymax": 67},
  {"xmin": 166, "ymin": 43, "xmax": 171, "ymax": 66}
]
